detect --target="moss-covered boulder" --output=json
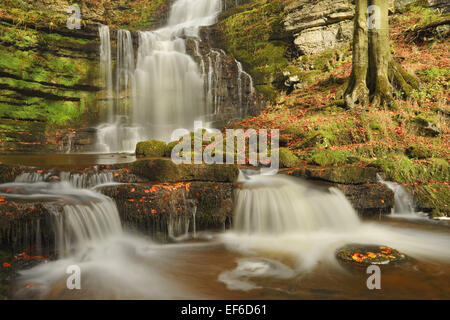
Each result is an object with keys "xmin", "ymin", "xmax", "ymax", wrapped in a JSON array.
[
  {"xmin": 410, "ymin": 115, "xmax": 441, "ymax": 137},
  {"xmin": 408, "ymin": 183, "xmax": 450, "ymax": 217},
  {"xmin": 136, "ymin": 140, "xmax": 168, "ymax": 157},
  {"xmin": 279, "ymin": 148, "xmax": 299, "ymax": 168}
]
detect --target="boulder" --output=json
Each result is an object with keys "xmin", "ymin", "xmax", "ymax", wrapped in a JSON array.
[
  {"xmin": 284, "ymin": 0, "xmax": 354, "ymax": 55},
  {"xmin": 292, "ymin": 165, "xmax": 379, "ymax": 184}
]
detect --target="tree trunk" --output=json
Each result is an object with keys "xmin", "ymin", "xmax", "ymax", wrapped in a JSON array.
[
  {"xmin": 342, "ymin": 0, "xmax": 419, "ymax": 109},
  {"xmin": 345, "ymin": 0, "xmax": 369, "ymax": 108}
]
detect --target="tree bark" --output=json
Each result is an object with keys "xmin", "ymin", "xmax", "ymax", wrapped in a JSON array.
[{"xmin": 342, "ymin": 0, "xmax": 419, "ymax": 109}]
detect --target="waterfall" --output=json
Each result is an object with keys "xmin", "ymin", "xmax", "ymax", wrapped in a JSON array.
[
  {"xmin": 115, "ymin": 29, "xmax": 136, "ymax": 116},
  {"xmin": 219, "ymin": 172, "xmax": 450, "ymax": 279},
  {"xmin": 236, "ymin": 60, "xmax": 255, "ymax": 116},
  {"xmin": 99, "ymin": 25, "xmax": 113, "ymax": 121},
  {"xmin": 377, "ymin": 174, "xmax": 416, "ymax": 214},
  {"xmin": 97, "ymin": 27, "xmax": 141, "ymax": 153},
  {"xmin": 0, "ymin": 181, "xmax": 122, "ymax": 257},
  {"xmin": 232, "ymin": 173, "xmax": 360, "ymax": 234},
  {"xmin": 95, "ymin": 0, "xmax": 223, "ymax": 152}
]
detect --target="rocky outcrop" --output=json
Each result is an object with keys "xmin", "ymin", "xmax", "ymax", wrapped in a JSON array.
[
  {"xmin": 283, "ymin": 0, "xmax": 449, "ymax": 56},
  {"xmin": 99, "ymin": 181, "xmax": 234, "ymax": 240},
  {"xmin": 283, "ymin": 0, "xmax": 354, "ymax": 56}
]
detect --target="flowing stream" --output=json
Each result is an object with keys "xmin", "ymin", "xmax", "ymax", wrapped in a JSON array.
[{"xmin": 5, "ymin": 170, "xmax": 450, "ymax": 299}]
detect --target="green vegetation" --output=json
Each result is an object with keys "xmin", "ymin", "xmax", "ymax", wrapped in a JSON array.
[
  {"xmin": 279, "ymin": 148, "xmax": 299, "ymax": 168},
  {"xmin": 217, "ymin": 0, "xmax": 289, "ymax": 99}
]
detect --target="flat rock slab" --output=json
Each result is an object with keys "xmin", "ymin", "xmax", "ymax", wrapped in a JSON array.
[{"xmin": 337, "ymin": 244, "xmax": 406, "ymax": 265}]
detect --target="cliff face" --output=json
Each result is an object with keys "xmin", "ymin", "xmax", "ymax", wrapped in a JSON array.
[{"xmin": 0, "ymin": 0, "xmax": 172, "ymax": 152}]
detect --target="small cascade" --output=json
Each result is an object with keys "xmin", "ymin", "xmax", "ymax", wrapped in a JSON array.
[
  {"xmin": 59, "ymin": 171, "xmax": 115, "ymax": 189},
  {"xmin": 235, "ymin": 60, "xmax": 255, "ymax": 116},
  {"xmin": 15, "ymin": 172, "xmax": 51, "ymax": 183},
  {"xmin": 377, "ymin": 174, "xmax": 416, "ymax": 214},
  {"xmin": 233, "ymin": 174, "xmax": 360, "ymax": 234},
  {"xmin": 206, "ymin": 50, "xmax": 223, "ymax": 115},
  {"xmin": 0, "ymin": 181, "xmax": 122, "ymax": 257}
]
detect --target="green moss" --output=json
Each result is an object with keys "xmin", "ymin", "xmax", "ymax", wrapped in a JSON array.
[
  {"xmin": 136, "ymin": 140, "xmax": 169, "ymax": 157},
  {"xmin": 165, "ymin": 141, "xmax": 179, "ymax": 157},
  {"xmin": 308, "ymin": 150, "xmax": 350, "ymax": 167},
  {"xmin": 278, "ymin": 148, "xmax": 299, "ymax": 168},
  {"xmin": 405, "ymin": 144, "xmax": 432, "ymax": 159}
]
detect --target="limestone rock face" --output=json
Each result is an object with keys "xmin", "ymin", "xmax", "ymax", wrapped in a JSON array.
[
  {"xmin": 283, "ymin": 0, "xmax": 449, "ymax": 56},
  {"xmin": 284, "ymin": 0, "xmax": 354, "ymax": 55}
]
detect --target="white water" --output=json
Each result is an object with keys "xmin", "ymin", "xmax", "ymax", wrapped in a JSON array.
[
  {"xmin": 4, "ymin": 175, "xmax": 195, "ymax": 299},
  {"xmin": 376, "ymin": 174, "xmax": 425, "ymax": 221},
  {"xmin": 96, "ymin": 0, "xmax": 224, "ymax": 152},
  {"xmin": 15, "ymin": 171, "xmax": 116, "ymax": 189},
  {"xmin": 99, "ymin": 25, "xmax": 113, "ymax": 119},
  {"xmin": 219, "ymin": 174, "xmax": 450, "ymax": 289}
]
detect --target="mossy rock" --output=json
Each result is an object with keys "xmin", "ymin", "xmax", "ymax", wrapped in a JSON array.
[
  {"xmin": 136, "ymin": 140, "xmax": 168, "ymax": 157},
  {"xmin": 411, "ymin": 115, "xmax": 440, "ymax": 137},
  {"xmin": 408, "ymin": 183, "xmax": 450, "ymax": 217},
  {"xmin": 279, "ymin": 148, "xmax": 299, "ymax": 168},
  {"xmin": 337, "ymin": 245, "xmax": 406, "ymax": 265},
  {"xmin": 405, "ymin": 144, "xmax": 432, "ymax": 159},
  {"xmin": 293, "ymin": 165, "xmax": 379, "ymax": 184},
  {"xmin": 118, "ymin": 159, "xmax": 239, "ymax": 183},
  {"xmin": 308, "ymin": 150, "xmax": 350, "ymax": 167},
  {"xmin": 165, "ymin": 141, "xmax": 179, "ymax": 157}
]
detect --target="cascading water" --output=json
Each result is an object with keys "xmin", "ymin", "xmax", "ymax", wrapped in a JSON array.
[
  {"xmin": 5, "ymin": 172, "xmax": 194, "ymax": 299},
  {"xmin": 96, "ymin": 0, "xmax": 224, "ymax": 152},
  {"xmin": 219, "ymin": 173, "xmax": 450, "ymax": 289},
  {"xmin": 99, "ymin": 25, "xmax": 113, "ymax": 119},
  {"xmin": 377, "ymin": 174, "xmax": 418, "ymax": 216},
  {"xmin": 233, "ymin": 174, "xmax": 360, "ymax": 234},
  {"xmin": 0, "ymin": 181, "xmax": 122, "ymax": 257},
  {"xmin": 15, "ymin": 171, "xmax": 116, "ymax": 189},
  {"xmin": 95, "ymin": 0, "xmax": 256, "ymax": 152}
]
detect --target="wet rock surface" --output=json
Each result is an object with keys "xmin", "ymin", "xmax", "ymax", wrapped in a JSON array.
[{"xmin": 287, "ymin": 165, "xmax": 395, "ymax": 216}]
